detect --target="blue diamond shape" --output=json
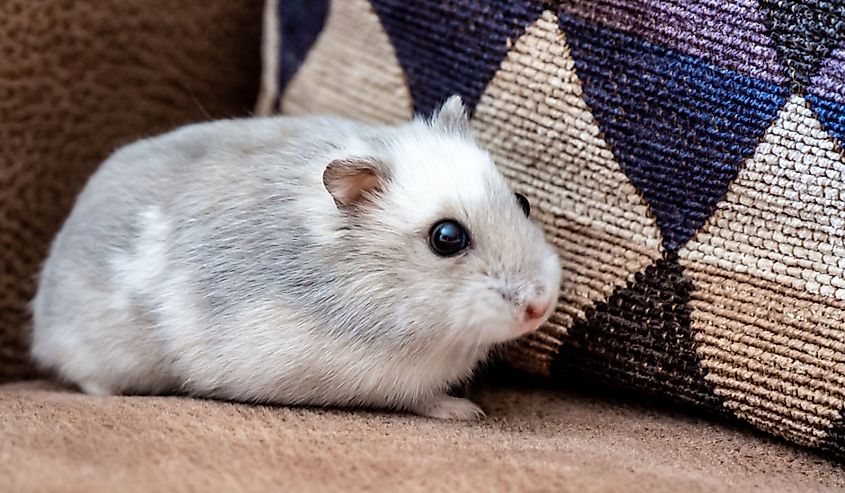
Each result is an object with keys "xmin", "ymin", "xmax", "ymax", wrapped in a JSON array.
[
  {"xmin": 277, "ymin": 0, "xmax": 330, "ymax": 106},
  {"xmin": 807, "ymin": 95, "xmax": 845, "ymax": 145},
  {"xmin": 559, "ymin": 12, "xmax": 788, "ymax": 251},
  {"xmin": 368, "ymin": 0, "xmax": 545, "ymax": 116}
]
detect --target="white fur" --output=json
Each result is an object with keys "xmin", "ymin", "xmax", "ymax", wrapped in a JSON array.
[{"xmin": 31, "ymin": 97, "xmax": 560, "ymax": 419}]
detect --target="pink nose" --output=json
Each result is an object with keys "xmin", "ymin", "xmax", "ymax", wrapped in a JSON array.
[{"xmin": 524, "ymin": 301, "xmax": 550, "ymax": 321}]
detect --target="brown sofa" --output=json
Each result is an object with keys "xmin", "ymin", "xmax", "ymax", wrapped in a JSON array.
[{"xmin": 1, "ymin": 2, "xmax": 843, "ymax": 491}]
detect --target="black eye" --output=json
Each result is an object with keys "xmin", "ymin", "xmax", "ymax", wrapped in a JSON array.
[
  {"xmin": 429, "ymin": 220, "xmax": 470, "ymax": 257},
  {"xmin": 515, "ymin": 192, "xmax": 530, "ymax": 216}
]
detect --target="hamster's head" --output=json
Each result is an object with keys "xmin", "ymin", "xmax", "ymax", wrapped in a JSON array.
[{"xmin": 323, "ymin": 96, "xmax": 561, "ymax": 346}]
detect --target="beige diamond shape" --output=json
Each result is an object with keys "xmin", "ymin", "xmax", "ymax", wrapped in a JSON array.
[
  {"xmin": 277, "ymin": 0, "xmax": 412, "ymax": 124},
  {"xmin": 680, "ymin": 94, "xmax": 845, "ymax": 446},
  {"xmin": 470, "ymin": 10, "xmax": 662, "ymax": 375}
]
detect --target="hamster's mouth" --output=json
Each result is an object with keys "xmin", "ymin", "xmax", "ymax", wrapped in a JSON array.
[{"xmin": 513, "ymin": 315, "xmax": 550, "ymax": 338}]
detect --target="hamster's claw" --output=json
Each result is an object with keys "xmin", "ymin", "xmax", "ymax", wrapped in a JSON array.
[{"xmin": 412, "ymin": 395, "xmax": 486, "ymax": 421}]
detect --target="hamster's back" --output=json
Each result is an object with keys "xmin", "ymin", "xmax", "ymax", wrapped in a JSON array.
[{"xmin": 31, "ymin": 116, "xmax": 363, "ymax": 395}]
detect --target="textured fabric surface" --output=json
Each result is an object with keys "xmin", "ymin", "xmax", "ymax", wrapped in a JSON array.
[
  {"xmin": 261, "ymin": 0, "xmax": 845, "ymax": 459},
  {"xmin": 0, "ymin": 0, "xmax": 264, "ymax": 382},
  {"xmin": 2, "ymin": 380, "xmax": 844, "ymax": 493}
]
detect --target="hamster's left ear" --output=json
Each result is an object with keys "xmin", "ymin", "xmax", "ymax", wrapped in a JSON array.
[
  {"xmin": 323, "ymin": 157, "xmax": 390, "ymax": 210},
  {"xmin": 431, "ymin": 95, "xmax": 469, "ymax": 135}
]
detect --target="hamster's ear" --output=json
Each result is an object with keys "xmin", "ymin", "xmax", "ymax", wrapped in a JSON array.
[
  {"xmin": 323, "ymin": 158, "xmax": 390, "ymax": 209},
  {"xmin": 431, "ymin": 95, "xmax": 469, "ymax": 135}
]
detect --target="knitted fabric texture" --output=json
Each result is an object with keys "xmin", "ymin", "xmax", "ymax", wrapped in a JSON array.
[
  {"xmin": 260, "ymin": 0, "xmax": 845, "ymax": 459},
  {"xmin": 0, "ymin": 0, "xmax": 264, "ymax": 382}
]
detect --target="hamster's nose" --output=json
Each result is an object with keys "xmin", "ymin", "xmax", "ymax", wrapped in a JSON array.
[{"xmin": 524, "ymin": 300, "xmax": 551, "ymax": 322}]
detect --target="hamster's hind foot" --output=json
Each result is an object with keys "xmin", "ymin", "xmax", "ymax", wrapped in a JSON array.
[{"xmin": 412, "ymin": 395, "xmax": 485, "ymax": 420}]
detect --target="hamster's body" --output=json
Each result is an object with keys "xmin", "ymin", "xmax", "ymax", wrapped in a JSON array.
[{"xmin": 32, "ymin": 98, "xmax": 560, "ymax": 419}]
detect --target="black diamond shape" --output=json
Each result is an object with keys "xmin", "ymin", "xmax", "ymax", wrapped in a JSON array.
[
  {"xmin": 821, "ymin": 410, "xmax": 845, "ymax": 459},
  {"xmin": 760, "ymin": 0, "xmax": 845, "ymax": 93},
  {"xmin": 551, "ymin": 252, "xmax": 723, "ymax": 411}
]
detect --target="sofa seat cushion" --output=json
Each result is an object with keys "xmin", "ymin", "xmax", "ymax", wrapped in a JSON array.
[{"xmin": 2, "ymin": 380, "xmax": 842, "ymax": 492}]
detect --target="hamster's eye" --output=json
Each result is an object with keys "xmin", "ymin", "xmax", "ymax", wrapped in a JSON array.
[
  {"xmin": 429, "ymin": 220, "xmax": 470, "ymax": 257},
  {"xmin": 515, "ymin": 192, "xmax": 530, "ymax": 217}
]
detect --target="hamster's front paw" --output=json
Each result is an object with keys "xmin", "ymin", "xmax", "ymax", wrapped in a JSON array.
[
  {"xmin": 78, "ymin": 380, "xmax": 116, "ymax": 396},
  {"xmin": 412, "ymin": 395, "xmax": 486, "ymax": 420}
]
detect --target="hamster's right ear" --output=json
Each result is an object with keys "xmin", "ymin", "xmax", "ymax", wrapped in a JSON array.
[
  {"xmin": 431, "ymin": 95, "xmax": 469, "ymax": 135},
  {"xmin": 323, "ymin": 158, "xmax": 390, "ymax": 210}
]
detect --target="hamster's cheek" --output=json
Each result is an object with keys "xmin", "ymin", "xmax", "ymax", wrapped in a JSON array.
[
  {"xmin": 477, "ymin": 309, "xmax": 527, "ymax": 344},
  {"xmin": 479, "ymin": 297, "xmax": 542, "ymax": 343},
  {"xmin": 447, "ymin": 287, "xmax": 516, "ymax": 344}
]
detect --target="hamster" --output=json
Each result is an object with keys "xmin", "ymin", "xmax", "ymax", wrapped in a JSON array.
[{"xmin": 30, "ymin": 96, "xmax": 561, "ymax": 420}]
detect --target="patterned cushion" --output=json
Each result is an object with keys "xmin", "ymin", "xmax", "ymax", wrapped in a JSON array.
[{"xmin": 260, "ymin": 0, "xmax": 845, "ymax": 459}]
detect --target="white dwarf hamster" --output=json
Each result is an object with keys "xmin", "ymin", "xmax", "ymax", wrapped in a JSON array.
[{"xmin": 30, "ymin": 96, "xmax": 561, "ymax": 420}]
